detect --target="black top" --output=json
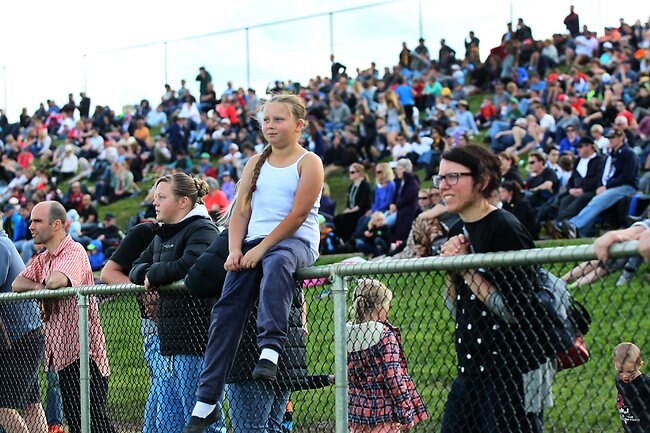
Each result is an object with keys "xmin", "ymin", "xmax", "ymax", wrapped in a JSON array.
[
  {"xmin": 566, "ymin": 154, "xmax": 605, "ymax": 192},
  {"xmin": 448, "ymin": 209, "xmax": 548, "ymax": 376},
  {"xmin": 503, "ymin": 196, "xmax": 538, "ymax": 239},
  {"xmin": 525, "ymin": 167, "xmax": 559, "ymax": 195},
  {"xmin": 502, "ymin": 166, "xmax": 524, "ymax": 188},
  {"xmin": 107, "ymin": 222, "xmax": 157, "ymax": 319},
  {"xmin": 616, "ymin": 373, "xmax": 650, "ymax": 433},
  {"xmin": 130, "ymin": 215, "xmax": 218, "ymax": 356},
  {"xmin": 80, "ymin": 205, "xmax": 99, "ymax": 223},
  {"xmin": 346, "ymin": 179, "xmax": 372, "ymax": 213}
]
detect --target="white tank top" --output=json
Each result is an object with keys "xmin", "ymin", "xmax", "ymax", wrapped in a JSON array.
[{"xmin": 245, "ymin": 152, "xmax": 321, "ymax": 259}]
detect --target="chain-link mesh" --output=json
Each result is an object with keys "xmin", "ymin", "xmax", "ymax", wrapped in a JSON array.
[
  {"xmin": 339, "ymin": 257, "xmax": 649, "ymax": 433},
  {"xmin": 0, "ymin": 244, "xmax": 647, "ymax": 433}
]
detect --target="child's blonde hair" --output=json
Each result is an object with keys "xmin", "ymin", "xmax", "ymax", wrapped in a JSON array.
[
  {"xmin": 241, "ymin": 94, "xmax": 307, "ymax": 213},
  {"xmin": 351, "ymin": 279, "xmax": 393, "ymax": 323},
  {"xmin": 613, "ymin": 342, "xmax": 643, "ymax": 367},
  {"xmin": 368, "ymin": 211, "xmax": 385, "ymax": 229}
]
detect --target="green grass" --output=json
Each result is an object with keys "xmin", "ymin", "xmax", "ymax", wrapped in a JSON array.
[
  {"xmin": 80, "ymin": 136, "xmax": 647, "ymax": 431},
  {"xmin": 93, "ymin": 260, "xmax": 649, "ymax": 432}
]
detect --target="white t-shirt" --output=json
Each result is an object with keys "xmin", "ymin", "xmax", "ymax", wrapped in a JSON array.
[{"xmin": 539, "ymin": 114, "xmax": 556, "ymax": 133}]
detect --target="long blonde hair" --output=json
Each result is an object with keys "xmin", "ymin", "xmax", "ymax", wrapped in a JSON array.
[
  {"xmin": 351, "ymin": 279, "xmax": 393, "ymax": 323},
  {"xmin": 241, "ymin": 94, "xmax": 307, "ymax": 213}
]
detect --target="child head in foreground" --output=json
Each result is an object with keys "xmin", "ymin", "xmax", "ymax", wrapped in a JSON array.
[{"xmin": 612, "ymin": 342, "xmax": 644, "ymax": 383}]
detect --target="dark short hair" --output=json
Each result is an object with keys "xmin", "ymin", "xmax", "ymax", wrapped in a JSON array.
[
  {"xmin": 48, "ymin": 201, "xmax": 67, "ymax": 226},
  {"xmin": 441, "ymin": 145, "xmax": 502, "ymax": 198}
]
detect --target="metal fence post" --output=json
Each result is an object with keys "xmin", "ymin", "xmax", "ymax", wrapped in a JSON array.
[
  {"xmin": 77, "ymin": 292, "xmax": 91, "ymax": 433},
  {"xmin": 331, "ymin": 274, "xmax": 349, "ymax": 433}
]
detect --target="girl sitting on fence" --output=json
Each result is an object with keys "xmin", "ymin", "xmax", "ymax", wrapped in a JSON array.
[{"xmin": 347, "ymin": 278, "xmax": 428, "ymax": 433}]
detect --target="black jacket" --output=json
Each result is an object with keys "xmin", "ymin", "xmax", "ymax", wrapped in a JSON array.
[
  {"xmin": 566, "ymin": 154, "xmax": 605, "ymax": 192},
  {"xmin": 185, "ymin": 231, "xmax": 329, "ymax": 390},
  {"xmin": 130, "ymin": 208, "xmax": 218, "ymax": 356}
]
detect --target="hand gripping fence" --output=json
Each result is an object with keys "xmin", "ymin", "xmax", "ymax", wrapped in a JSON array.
[{"xmin": 0, "ymin": 241, "xmax": 645, "ymax": 433}]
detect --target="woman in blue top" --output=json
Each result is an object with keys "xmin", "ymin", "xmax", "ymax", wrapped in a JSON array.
[{"xmin": 184, "ymin": 94, "xmax": 324, "ymax": 433}]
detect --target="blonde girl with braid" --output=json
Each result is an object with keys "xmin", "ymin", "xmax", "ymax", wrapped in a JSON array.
[
  {"xmin": 347, "ymin": 279, "xmax": 428, "ymax": 432},
  {"xmin": 184, "ymin": 94, "xmax": 324, "ymax": 433}
]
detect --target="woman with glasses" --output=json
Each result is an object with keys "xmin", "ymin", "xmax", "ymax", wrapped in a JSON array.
[
  {"xmin": 438, "ymin": 145, "xmax": 556, "ymax": 433},
  {"xmin": 333, "ymin": 163, "xmax": 372, "ymax": 243}
]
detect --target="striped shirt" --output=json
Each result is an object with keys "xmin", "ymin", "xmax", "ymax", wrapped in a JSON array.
[{"xmin": 18, "ymin": 235, "xmax": 109, "ymax": 375}]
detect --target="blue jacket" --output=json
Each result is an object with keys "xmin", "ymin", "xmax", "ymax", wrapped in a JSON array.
[{"xmin": 605, "ymin": 144, "xmax": 639, "ymax": 190}]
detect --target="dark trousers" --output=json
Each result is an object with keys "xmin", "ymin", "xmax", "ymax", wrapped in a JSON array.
[
  {"xmin": 196, "ymin": 238, "xmax": 313, "ymax": 405},
  {"xmin": 557, "ymin": 191, "xmax": 594, "ymax": 221},
  {"xmin": 441, "ymin": 374, "xmax": 532, "ymax": 433},
  {"xmin": 59, "ymin": 359, "xmax": 116, "ymax": 433}
]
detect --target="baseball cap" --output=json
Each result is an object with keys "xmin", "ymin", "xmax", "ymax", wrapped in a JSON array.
[
  {"xmin": 87, "ymin": 243, "xmax": 96, "ymax": 251},
  {"xmin": 603, "ymin": 41, "xmax": 614, "ymax": 50},
  {"xmin": 104, "ymin": 213, "xmax": 115, "ymax": 220},
  {"xmin": 200, "ymin": 152, "xmax": 210, "ymax": 159},
  {"xmin": 575, "ymin": 136, "xmax": 594, "ymax": 148},
  {"xmin": 221, "ymin": 171, "xmax": 231, "ymax": 177},
  {"xmin": 2, "ymin": 204, "xmax": 14, "ymax": 212},
  {"xmin": 606, "ymin": 129, "xmax": 623, "ymax": 138}
]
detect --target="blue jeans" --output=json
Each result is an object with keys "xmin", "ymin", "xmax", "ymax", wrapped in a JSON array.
[
  {"xmin": 46, "ymin": 369, "xmax": 64, "ymax": 426},
  {"xmin": 226, "ymin": 382, "xmax": 290, "ymax": 433},
  {"xmin": 569, "ymin": 185, "xmax": 636, "ymax": 236},
  {"xmin": 158, "ymin": 354, "xmax": 226, "ymax": 433},
  {"xmin": 142, "ymin": 331, "xmax": 164, "ymax": 433}
]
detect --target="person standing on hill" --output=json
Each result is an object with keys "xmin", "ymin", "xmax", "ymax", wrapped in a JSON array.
[{"xmin": 12, "ymin": 201, "xmax": 115, "ymax": 433}]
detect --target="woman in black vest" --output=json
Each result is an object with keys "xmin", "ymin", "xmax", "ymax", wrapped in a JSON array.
[{"xmin": 129, "ymin": 173, "xmax": 222, "ymax": 433}]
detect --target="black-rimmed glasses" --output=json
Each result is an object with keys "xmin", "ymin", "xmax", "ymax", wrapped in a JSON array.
[{"xmin": 432, "ymin": 172, "xmax": 472, "ymax": 188}]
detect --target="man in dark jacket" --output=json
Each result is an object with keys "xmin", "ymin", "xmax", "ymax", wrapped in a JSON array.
[
  {"xmin": 556, "ymin": 137, "xmax": 605, "ymax": 220},
  {"xmin": 560, "ymin": 129, "xmax": 640, "ymax": 237}
]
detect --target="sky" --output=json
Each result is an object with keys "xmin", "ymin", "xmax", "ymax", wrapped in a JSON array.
[{"xmin": 0, "ymin": 0, "xmax": 645, "ymax": 121}]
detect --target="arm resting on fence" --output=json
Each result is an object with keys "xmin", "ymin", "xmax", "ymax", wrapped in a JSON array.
[{"xmin": 12, "ymin": 276, "xmax": 45, "ymax": 293}]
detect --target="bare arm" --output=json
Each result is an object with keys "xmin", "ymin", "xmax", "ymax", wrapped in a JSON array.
[
  {"xmin": 100, "ymin": 260, "xmax": 130, "ymax": 284},
  {"xmin": 241, "ymin": 153, "xmax": 324, "ymax": 269},
  {"xmin": 45, "ymin": 271, "xmax": 71, "ymax": 290},
  {"xmin": 12, "ymin": 276, "xmax": 46, "ymax": 293}
]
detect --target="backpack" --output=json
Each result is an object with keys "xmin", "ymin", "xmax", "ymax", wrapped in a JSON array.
[
  {"xmin": 535, "ymin": 268, "xmax": 591, "ymax": 370},
  {"xmin": 461, "ymin": 226, "xmax": 590, "ymax": 369}
]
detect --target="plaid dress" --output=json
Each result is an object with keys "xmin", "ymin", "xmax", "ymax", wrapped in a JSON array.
[{"xmin": 347, "ymin": 321, "xmax": 428, "ymax": 427}]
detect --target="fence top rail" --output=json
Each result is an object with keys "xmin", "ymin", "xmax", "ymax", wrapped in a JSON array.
[
  {"xmin": 296, "ymin": 240, "xmax": 640, "ymax": 278},
  {"xmin": 0, "ymin": 241, "xmax": 640, "ymax": 301}
]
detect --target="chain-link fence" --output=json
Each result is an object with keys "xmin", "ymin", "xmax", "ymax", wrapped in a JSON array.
[{"xmin": 0, "ymin": 241, "xmax": 647, "ymax": 433}]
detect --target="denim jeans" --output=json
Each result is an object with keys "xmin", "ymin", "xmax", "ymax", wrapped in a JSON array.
[
  {"xmin": 226, "ymin": 382, "xmax": 290, "ymax": 433},
  {"xmin": 46, "ymin": 368, "xmax": 64, "ymax": 426},
  {"xmin": 158, "ymin": 354, "xmax": 226, "ymax": 433},
  {"xmin": 142, "ymin": 331, "xmax": 164, "ymax": 433},
  {"xmin": 569, "ymin": 184, "xmax": 636, "ymax": 236}
]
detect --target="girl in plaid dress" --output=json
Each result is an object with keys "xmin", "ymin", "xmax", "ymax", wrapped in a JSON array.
[{"xmin": 347, "ymin": 279, "xmax": 428, "ymax": 432}]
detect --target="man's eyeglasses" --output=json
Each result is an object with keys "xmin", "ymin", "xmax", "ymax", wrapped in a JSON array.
[
  {"xmin": 418, "ymin": 196, "xmax": 429, "ymax": 200},
  {"xmin": 528, "ymin": 160, "xmax": 539, "ymax": 165},
  {"xmin": 432, "ymin": 172, "xmax": 472, "ymax": 188}
]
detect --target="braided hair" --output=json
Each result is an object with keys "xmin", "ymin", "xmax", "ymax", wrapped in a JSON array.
[
  {"xmin": 241, "ymin": 94, "xmax": 307, "ymax": 213},
  {"xmin": 351, "ymin": 279, "xmax": 393, "ymax": 324}
]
